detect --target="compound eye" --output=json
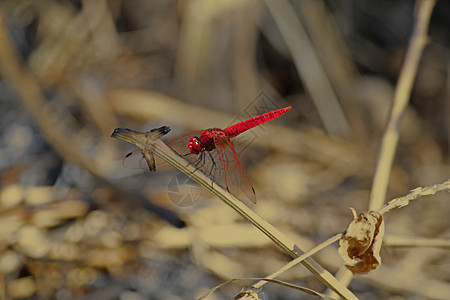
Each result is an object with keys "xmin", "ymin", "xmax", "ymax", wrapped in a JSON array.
[{"xmin": 188, "ymin": 137, "xmax": 201, "ymax": 155}]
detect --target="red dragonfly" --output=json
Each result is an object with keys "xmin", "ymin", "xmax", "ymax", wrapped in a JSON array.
[{"xmin": 123, "ymin": 106, "xmax": 292, "ymax": 204}]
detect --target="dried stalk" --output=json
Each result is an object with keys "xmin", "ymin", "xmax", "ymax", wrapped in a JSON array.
[{"xmin": 111, "ymin": 128, "xmax": 358, "ymax": 300}]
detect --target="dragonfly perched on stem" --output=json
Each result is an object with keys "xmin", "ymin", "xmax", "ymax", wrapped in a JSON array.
[{"xmin": 114, "ymin": 106, "xmax": 292, "ymax": 204}]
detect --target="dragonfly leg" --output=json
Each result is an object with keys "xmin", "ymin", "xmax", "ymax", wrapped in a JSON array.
[
  {"xmin": 207, "ymin": 151, "xmax": 216, "ymax": 177},
  {"xmin": 181, "ymin": 152, "xmax": 194, "ymax": 168},
  {"xmin": 183, "ymin": 152, "xmax": 217, "ymax": 189},
  {"xmin": 181, "ymin": 152, "xmax": 204, "ymax": 173},
  {"xmin": 186, "ymin": 152, "xmax": 206, "ymax": 176},
  {"xmin": 194, "ymin": 152, "xmax": 206, "ymax": 169},
  {"xmin": 206, "ymin": 151, "xmax": 217, "ymax": 188}
]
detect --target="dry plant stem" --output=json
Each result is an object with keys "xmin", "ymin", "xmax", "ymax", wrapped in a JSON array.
[
  {"xmin": 252, "ymin": 233, "xmax": 343, "ymax": 290},
  {"xmin": 327, "ymin": 178, "xmax": 447, "ymax": 299},
  {"xmin": 263, "ymin": 0, "xmax": 350, "ymax": 138},
  {"xmin": 200, "ymin": 278, "xmax": 331, "ymax": 300},
  {"xmin": 252, "ymin": 178, "xmax": 449, "ymax": 298},
  {"xmin": 298, "ymin": 0, "xmax": 367, "ymax": 141},
  {"xmin": 369, "ymin": 0, "xmax": 436, "ymax": 211},
  {"xmin": 327, "ymin": 2, "xmax": 436, "ymax": 297},
  {"xmin": 0, "ymin": 8, "xmax": 185, "ymax": 228},
  {"xmin": 378, "ymin": 179, "xmax": 450, "ymax": 214},
  {"xmin": 0, "ymin": 11, "xmax": 185, "ymax": 228},
  {"xmin": 384, "ymin": 234, "xmax": 450, "ymax": 248},
  {"xmin": 232, "ymin": 3, "xmax": 260, "ymax": 111},
  {"xmin": 448, "ymin": 62, "xmax": 450, "ymax": 152},
  {"xmin": 329, "ymin": 267, "xmax": 354, "ymax": 295},
  {"xmin": 111, "ymin": 129, "xmax": 358, "ymax": 300},
  {"xmin": 0, "ymin": 8, "xmax": 110, "ymax": 178}
]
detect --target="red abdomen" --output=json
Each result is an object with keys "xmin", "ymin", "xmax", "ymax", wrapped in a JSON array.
[{"xmin": 224, "ymin": 106, "xmax": 291, "ymax": 138}]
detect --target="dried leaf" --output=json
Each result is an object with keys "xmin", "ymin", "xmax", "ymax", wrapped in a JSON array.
[
  {"xmin": 338, "ymin": 209, "xmax": 384, "ymax": 274},
  {"xmin": 233, "ymin": 287, "xmax": 262, "ymax": 300}
]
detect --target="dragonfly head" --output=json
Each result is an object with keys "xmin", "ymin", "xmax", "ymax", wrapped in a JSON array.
[{"xmin": 188, "ymin": 137, "xmax": 201, "ymax": 155}]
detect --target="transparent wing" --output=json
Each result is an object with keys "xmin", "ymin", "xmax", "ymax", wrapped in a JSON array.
[
  {"xmin": 121, "ymin": 131, "xmax": 205, "ymax": 172},
  {"xmin": 166, "ymin": 130, "xmax": 204, "ymax": 163},
  {"xmin": 122, "ymin": 149, "xmax": 153, "ymax": 170},
  {"xmin": 167, "ymin": 131, "xmax": 224, "ymax": 182},
  {"xmin": 121, "ymin": 130, "xmax": 256, "ymax": 204},
  {"xmin": 168, "ymin": 131, "xmax": 256, "ymax": 204},
  {"xmin": 212, "ymin": 136, "xmax": 256, "ymax": 204}
]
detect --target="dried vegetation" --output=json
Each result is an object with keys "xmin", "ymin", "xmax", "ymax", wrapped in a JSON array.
[{"xmin": 0, "ymin": 0, "xmax": 448, "ymax": 299}]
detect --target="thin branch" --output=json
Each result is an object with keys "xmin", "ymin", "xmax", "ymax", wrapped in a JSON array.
[
  {"xmin": 242, "ymin": 178, "xmax": 449, "ymax": 299},
  {"xmin": 378, "ymin": 179, "xmax": 450, "ymax": 215},
  {"xmin": 263, "ymin": 0, "xmax": 350, "ymax": 138},
  {"xmin": 111, "ymin": 128, "xmax": 358, "ymax": 300},
  {"xmin": 369, "ymin": 0, "xmax": 436, "ymax": 211},
  {"xmin": 384, "ymin": 234, "xmax": 450, "ymax": 248},
  {"xmin": 199, "ymin": 278, "xmax": 333, "ymax": 300},
  {"xmin": 252, "ymin": 233, "xmax": 344, "ymax": 290},
  {"xmin": 0, "ymin": 8, "xmax": 110, "ymax": 178},
  {"xmin": 326, "ymin": 2, "xmax": 438, "ymax": 297}
]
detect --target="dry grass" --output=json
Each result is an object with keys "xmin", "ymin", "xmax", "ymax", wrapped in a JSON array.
[{"xmin": 0, "ymin": 0, "xmax": 448, "ymax": 299}]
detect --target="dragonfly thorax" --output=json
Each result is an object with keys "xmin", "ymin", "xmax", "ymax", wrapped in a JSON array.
[{"xmin": 188, "ymin": 129, "xmax": 220, "ymax": 154}]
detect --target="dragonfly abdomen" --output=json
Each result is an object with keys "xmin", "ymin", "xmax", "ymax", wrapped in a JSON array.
[{"xmin": 224, "ymin": 106, "xmax": 291, "ymax": 138}]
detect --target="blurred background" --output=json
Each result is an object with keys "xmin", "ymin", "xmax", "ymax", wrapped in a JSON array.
[{"xmin": 0, "ymin": 0, "xmax": 449, "ymax": 299}]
